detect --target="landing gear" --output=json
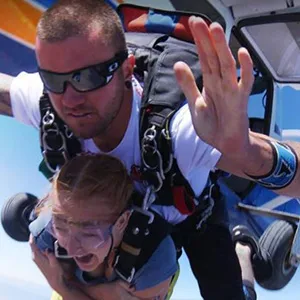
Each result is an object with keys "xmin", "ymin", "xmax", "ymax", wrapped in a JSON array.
[{"xmin": 1, "ymin": 193, "xmax": 38, "ymax": 241}]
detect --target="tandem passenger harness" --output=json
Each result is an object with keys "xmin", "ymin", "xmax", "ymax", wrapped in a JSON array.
[{"xmin": 38, "ymin": 5, "xmax": 221, "ymax": 283}]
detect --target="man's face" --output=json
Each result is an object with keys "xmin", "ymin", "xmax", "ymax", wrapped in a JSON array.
[{"xmin": 36, "ymin": 33, "xmax": 127, "ymax": 139}]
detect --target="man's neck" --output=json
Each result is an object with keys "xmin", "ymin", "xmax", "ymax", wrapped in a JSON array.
[{"xmin": 93, "ymin": 87, "xmax": 133, "ymax": 152}]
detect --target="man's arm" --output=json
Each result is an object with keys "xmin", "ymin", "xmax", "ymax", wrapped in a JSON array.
[
  {"xmin": 174, "ymin": 16, "xmax": 300, "ymax": 197},
  {"xmin": 174, "ymin": 17, "xmax": 300, "ymax": 197},
  {"xmin": 80, "ymin": 280, "xmax": 139, "ymax": 300},
  {"xmin": 82, "ymin": 277, "xmax": 171, "ymax": 300},
  {"xmin": 217, "ymin": 132, "xmax": 300, "ymax": 197},
  {"xmin": 0, "ymin": 73, "xmax": 14, "ymax": 117}
]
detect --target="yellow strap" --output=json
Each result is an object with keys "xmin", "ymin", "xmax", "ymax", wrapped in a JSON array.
[
  {"xmin": 51, "ymin": 291, "xmax": 63, "ymax": 300},
  {"xmin": 166, "ymin": 263, "xmax": 180, "ymax": 300}
]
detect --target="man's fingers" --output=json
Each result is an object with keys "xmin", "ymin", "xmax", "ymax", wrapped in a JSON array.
[
  {"xmin": 238, "ymin": 48, "xmax": 254, "ymax": 96},
  {"xmin": 189, "ymin": 17, "xmax": 220, "ymax": 75},
  {"xmin": 174, "ymin": 61, "xmax": 201, "ymax": 110},
  {"xmin": 210, "ymin": 23, "xmax": 237, "ymax": 86}
]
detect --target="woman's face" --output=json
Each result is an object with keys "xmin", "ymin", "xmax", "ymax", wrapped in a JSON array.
[{"xmin": 51, "ymin": 195, "xmax": 116, "ymax": 272}]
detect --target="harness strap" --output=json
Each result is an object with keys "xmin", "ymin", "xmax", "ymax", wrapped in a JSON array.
[
  {"xmin": 114, "ymin": 208, "xmax": 173, "ymax": 282},
  {"xmin": 39, "ymin": 93, "xmax": 81, "ymax": 178}
]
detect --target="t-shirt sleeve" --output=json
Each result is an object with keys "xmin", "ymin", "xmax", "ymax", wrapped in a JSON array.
[
  {"xmin": 10, "ymin": 71, "xmax": 43, "ymax": 129},
  {"xmin": 132, "ymin": 236, "xmax": 178, "ymax": 291},
  {"xmin": 170, "ymin": 104, "xmax": 222, "ymax": 197}
]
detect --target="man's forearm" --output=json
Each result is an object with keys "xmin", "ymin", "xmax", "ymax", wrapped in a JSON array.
[
  {"xmin": 0, "ymin": 73, "xmax": 14, "ymax": 117},
  {"xmin": 81, "ymin": 281, "xmax": 139, "ymax": 300},
  {"xmin": 242, "ymin": 131, "xmax": 275, "ymax": 176},
  {"xmin": 58, "ymin": 284, "xmax": 96, "ymax": 300},
  {"xmin": 218, "ymin": 131, "xmax": 300, "ymax": 197}
]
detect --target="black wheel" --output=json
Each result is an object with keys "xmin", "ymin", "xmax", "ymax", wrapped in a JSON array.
[
  {"xmin": 1, "ymin": 193, "xmax": 38, "ymax": 242},
  {"xmin": 257, "ymin": 220, "xmax": 297, "ymax": 290}
]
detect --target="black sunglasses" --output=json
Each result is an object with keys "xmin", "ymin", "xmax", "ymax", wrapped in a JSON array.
[{"xmin": 38, "ymin": 50, "xmax": 128, "ymax": 94}]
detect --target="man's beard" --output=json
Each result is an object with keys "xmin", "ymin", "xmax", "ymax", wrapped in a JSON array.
[{"xmin": 68, "ymin": 95, "xmax": 124, "ymax": 140}]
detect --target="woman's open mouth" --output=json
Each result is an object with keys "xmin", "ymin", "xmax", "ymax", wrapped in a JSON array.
[{"xmin": 74, "ymin": 253, "xmax": 95, "ymax": 265}]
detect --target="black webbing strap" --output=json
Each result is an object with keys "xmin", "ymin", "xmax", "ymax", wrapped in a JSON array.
[
  {"xmin": 176, "ymin": 172, "xmax": 221, "ymax": 233},
  {"xmin": 39, "ymin": 92, "xmax": 81, "ymax": 178},
  {"xmin": 114, "ymin": 208, "xmax": 173, "ymax": 282},
  {"xmin": 137, "ymin": 33, "xmax": 203, "ymax": 201}
]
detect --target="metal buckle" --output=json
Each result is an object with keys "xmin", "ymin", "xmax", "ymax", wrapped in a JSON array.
[
  {"xmin": 43, "ymin": 150, "xmax": 68, "ymax": 174},
  {"xmin": 142, "ymin": 126, "xmax": 165, "ymax": 192},
  {"xmin": 196, "ymin": 184, "xmax": 215, "ymax": 230},
  {"xmin": 132, "ymin": 206, "xmax": 154, "ymax": 224},
  {"xmin": 161, "ymin": 128, "xmax": 173, "ymax": 173},
  {"xmin": 142, "ymin": 186, "xmax": 156, "ymax": 210},
  {"xmin": 42, "ymin": 129, "xmax": 67, "ymax": 152},
  {"xmin": 64, "ymin": 125, "xmax": 74, "ymax": 138},
  {"xmin": 42, "ymin": 110, "xmax": 55, "ymax": 128},
  {"xmin": 114, "ymin": 255, "xmax": 136, "ymax": 283},
  {"xmin": 41, "ymin": 109, "xmax": 69, "ymax": 173},
  {"xmin": 142, "ymin": 126, "xmax": 159, "ymax": 170}
]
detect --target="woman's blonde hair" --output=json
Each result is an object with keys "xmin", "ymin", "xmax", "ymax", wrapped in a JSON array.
[{"xmin": 39, "ymin": 154, "xmax": 133, "ymax": 221}]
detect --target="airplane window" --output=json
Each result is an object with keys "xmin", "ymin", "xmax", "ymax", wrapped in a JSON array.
[
  {"xmin": 229, "ymin": 34, "xmax": 266, "ymax": 130},
  {"xmin": 241, "ymin": 22, "xmax": 300, "ymax": 82}
]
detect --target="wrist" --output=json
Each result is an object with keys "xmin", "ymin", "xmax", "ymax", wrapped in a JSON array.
[
  {"xmin": 245, "ymin": 139, "xmax": 297, "ymax": 189},
  {"xmin": 241, "ymin": 133, "xmax": 274, "ymax": 176}
]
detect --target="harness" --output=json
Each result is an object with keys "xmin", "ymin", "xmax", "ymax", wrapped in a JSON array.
[{"xmin": 38, "ymin": 5, "xmax": 221, "ymax": 283}]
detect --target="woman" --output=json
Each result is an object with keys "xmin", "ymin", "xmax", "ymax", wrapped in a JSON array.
[{"xmin": 29, "ymin": 154, "xmax": 178, "ymax": 300}]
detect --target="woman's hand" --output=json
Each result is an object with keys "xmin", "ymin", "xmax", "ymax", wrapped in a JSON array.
[{"xmin": 29, "ymin": 235, "xmax": 68, "ymax": 293}]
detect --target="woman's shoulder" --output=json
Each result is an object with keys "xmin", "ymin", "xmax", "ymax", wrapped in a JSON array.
[{"xmin": 132, "ymin": 235, "xmax": 178, "ymax": 291}]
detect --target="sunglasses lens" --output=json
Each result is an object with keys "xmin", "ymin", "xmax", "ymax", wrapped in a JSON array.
[
  {"xmin": 38, "ymin": 50, "xmax": 127, "ymax": 94},
  {"xmin": 71, "ymin": 68, "xmax": 111, "ymax": 92},
  {"xmin": 39, "ymin": 70, "xmax": 65, "ymax": 94}
]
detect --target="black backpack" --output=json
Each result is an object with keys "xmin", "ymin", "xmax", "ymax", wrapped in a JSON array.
[{"xmin": 38, "ymin": 5, "xmax": 219, "ymax": 282}]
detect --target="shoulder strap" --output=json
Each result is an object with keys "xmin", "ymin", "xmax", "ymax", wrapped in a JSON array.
[
  {"xmin": 134, "ymin": 33, "xmax": 205, "ymax": 211},
  {"xmin": 114, "ymin": 190, "xmax": 173, "ymax": 282},
  {"xmin": 39, "ymin": 92, "xmax": 81, "ymax": 179}
]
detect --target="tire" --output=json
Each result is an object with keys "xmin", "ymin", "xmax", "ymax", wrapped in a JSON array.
[
  {"xmin": 257, "ymin": 220, "xmax": 297, "ymax": 290},
  {"xmin": 1, "ymin": 193, "xmax": 38, "ymax": 242}
]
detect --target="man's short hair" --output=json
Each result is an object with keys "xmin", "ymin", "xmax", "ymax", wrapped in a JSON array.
[{"xmin": 37, "ymin": 0, "xmax": 126, "ymax": 52}]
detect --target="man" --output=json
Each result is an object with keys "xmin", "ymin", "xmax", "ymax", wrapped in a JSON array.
[{"xmin": 0, "ymin": 1, "xmax": 283, "ymax": 299}]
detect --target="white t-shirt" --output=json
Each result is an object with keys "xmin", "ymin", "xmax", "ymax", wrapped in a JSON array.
[{"xmin": 10, "ymin": 72, "xmax": 221, "ymax": 224}]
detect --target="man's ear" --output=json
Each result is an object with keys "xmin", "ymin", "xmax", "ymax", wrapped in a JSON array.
[
  {"xmin": 122, "ymin": 54, "xmax": 135, "ymax": 81},
  {"xmin": 115, "ymin": 210, "xmax": 131, "ymax": 233}
]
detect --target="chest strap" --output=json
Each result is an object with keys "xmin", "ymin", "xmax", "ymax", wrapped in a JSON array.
[{"xmin": 114, "ymin": 190, "xmax": 173, "ymax": 282}]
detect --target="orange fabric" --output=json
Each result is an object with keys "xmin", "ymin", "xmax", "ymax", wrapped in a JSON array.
[
  {"xmin": 121, "ymin": 6, "xmax": 148, "ymax": 33},
  {"xmin": 0, "ymin": 0, "xmax": 42, "ymax": 46}
]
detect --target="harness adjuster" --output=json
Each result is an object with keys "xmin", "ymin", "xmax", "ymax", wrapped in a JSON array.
[
  {"xmin": 114, "ymin": 255, "xmax": 136, "ymax": 283},
  {"xmin": 131, "ymin": 206, "xmax": 154, "ymax": 224},
  {"xmin": 195, "ymin": 183, "xmax": 216, "ymax": 230},
  {"xmin": 42, "ymin": 150, "xmax": 68, "ymax": 174}
]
